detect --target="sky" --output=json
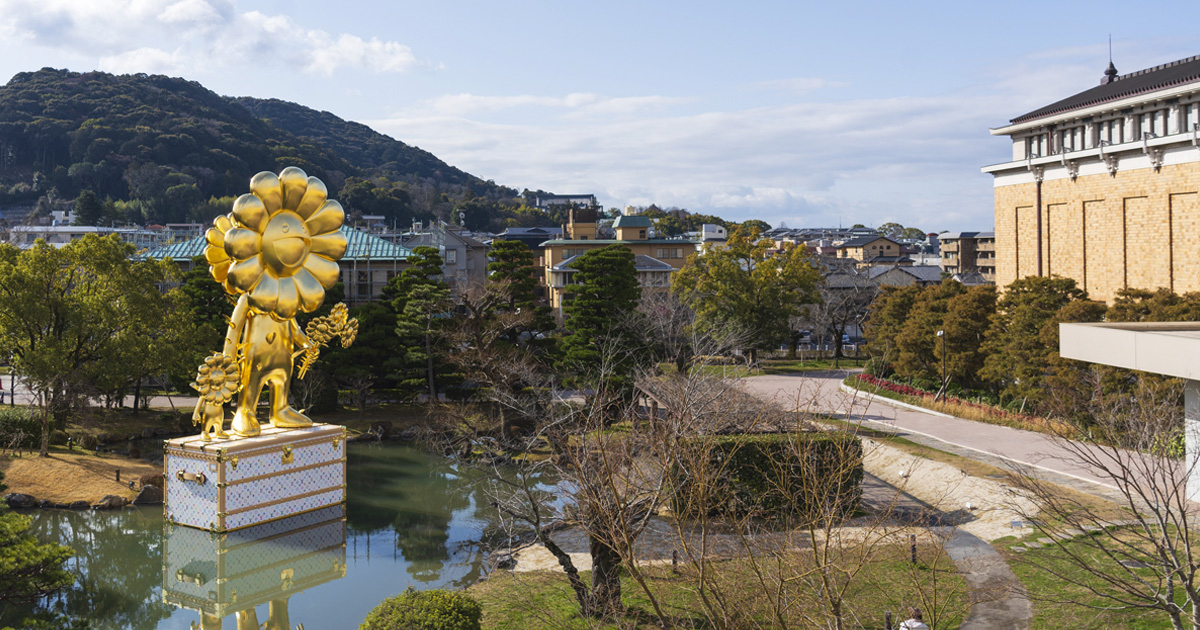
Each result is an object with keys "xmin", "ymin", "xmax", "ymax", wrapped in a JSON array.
[{"xmin": 0, "ymin": 1, "xmax": 1198, "ymax": 231}]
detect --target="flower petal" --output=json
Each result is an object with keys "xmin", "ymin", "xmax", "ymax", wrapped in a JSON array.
[
  {"xmin": 305, "ymin": 200, "xmax": 345, "ymax": 236},
  {"xmin": 204, "ymin": 244, "xmax": 229, "ymax": 265},
  {"xmin": 310, "ymin": 232, "xmax": 347, "ymax": 261},
  {"xmin": 296, "ymin": 177, "xmax": 327, "ymax": 219},
  {"xmin": 211, "ymin": 260, "xmax": 232, "ymax": 283},
  {"xmin": 280, "ymin": 167, "xmax": 309, "ymax": 211},
  {"xmin": 250, "ymin": 171, "xmax": 283, "ymax": 214},
  {"xmin": 213, "ymin": 214, "xmax": 233, "ymax": 232},
  {"xmin": 227, "ymin": 256, "xmax": 265, "ymax": 293},
  {"xmin": 224, "ymin": 228, "xmax": 262, "ymax": 261},
  {"xmin": 232, "ymin": 193, "xmax": 268, "ymax": 234},
  {"xmin": 303, "ymin": 253, "xmax": 341, "ymax": 289},
  {"xmin": 275, "ymin": 276, "xmax": 300, "ymax": 319},
  {"xmin": 248, "ymin": 274, "xmax": 279, "ymax": 313},
  {"xmin": 205, "ymin": 227, "xmax": 225, "ymax": 249},
  {"xmin": 294, "ymin": 269, "xmax": 326, "ymax": 312}
]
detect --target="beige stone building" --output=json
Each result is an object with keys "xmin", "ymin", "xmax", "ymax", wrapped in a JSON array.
[
  {"xmin": 835, "ymin": 236, "xmax": 910, "ymax": 267},
  {"xmin": 541, "ymin": 208, "xmax": 697, "ymax": 314},
  {"xmin": 939, "ymin": 231, "xmax": 995, "ymax": 282},
  {"xmin": 984, "ymin": 55, "xmax": 1200, "ymax": 301}
]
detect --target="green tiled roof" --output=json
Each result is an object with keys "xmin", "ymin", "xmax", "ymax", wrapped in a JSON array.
[
  {"xmin": 613, "ymin": 215, "xmax": 654, "ymax": 228},
  {"xmin": 539, "ymin": 238, "xmax": 697, "ymax": 246},
  {"xmin": 140, "ymin": 227, "xmax": 413, "ymax": 262}
]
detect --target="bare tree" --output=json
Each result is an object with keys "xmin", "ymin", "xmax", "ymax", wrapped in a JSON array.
[{"xmin": 1008, "ymin": 374, "xmax": 1200, "ymax": 630}]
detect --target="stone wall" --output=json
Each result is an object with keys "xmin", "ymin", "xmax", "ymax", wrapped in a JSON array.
[{"xmin": 994, "ymin": 161, "xmax": 1200, "ymax": 301}]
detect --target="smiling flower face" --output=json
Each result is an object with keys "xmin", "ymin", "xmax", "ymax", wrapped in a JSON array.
[{"xmin": 204, "ymin": 167, "xmax": 347, "ymax": 319}]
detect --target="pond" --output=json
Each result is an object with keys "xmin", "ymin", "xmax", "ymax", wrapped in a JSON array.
[{"xmin": 1, "ymin": 442, "xmax": 551, "ymax": 630}]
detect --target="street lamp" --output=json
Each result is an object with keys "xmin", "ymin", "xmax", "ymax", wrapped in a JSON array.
[{"xmin": 935, "ymin": 330, "xmax": 946, "ymax": 402}]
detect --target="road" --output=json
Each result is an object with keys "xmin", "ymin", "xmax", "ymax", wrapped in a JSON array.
[{"xmin": 740, "ymin": 370, "xmax": 1130, "ymax": 496}]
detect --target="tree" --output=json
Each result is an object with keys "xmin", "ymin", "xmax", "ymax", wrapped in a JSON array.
[
  {"xmin": 392, "ymin": 247, "xmax": 457, "ymax": 401},
  {"xmin": 558, "ymin": 245, "xmax": 644, "ymax": 395},
  {"xmin": 0, "ymin": 509, "xmax": 74, "ymax": 607},
  {"xmin": 1107, "ymin": 287, "xmax": 1200, "ymax": 323},
  {"xmin": 739, "ymin": 219, "xmax": 772, "ymax": 234},
  {"xmin": 802, "ymin": 268, "xmax": 878, "ymax": 366},
  {"xmin": 486, "ymin": 239, "xmax": 552, "ymax": 341},
  {"xmin": 0, "ymin": 235, "xmax": 178, "ymax": 454},
  {"xmin": 673, "ymin": 226, "xmax": 821, "ymax": 364},
  {"xmin": 980, "ymin": 276, "xmax": 1089, "ymax": 405},
  {"xmin": 939, "ymin": 285, "xmax": 998, "ymax": 391},
  {"xmin": 1008, "ymin": 380, "xmax": 1200, "ymax": 630},
  {"xmin": 71, "ymin": 189, "xmax": 102, "ymax": 226},
  {"xmin": 894, "ymin": 280, "xmax": 966, "ymax": 387},
  {"xmin": 865, "ymin": 284, "xmax": 923, "ymax": 374}
]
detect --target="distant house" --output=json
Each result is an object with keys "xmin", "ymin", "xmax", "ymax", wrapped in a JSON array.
[
  {"xmin": 140, "ymin": 226, "xmax": 413, "ymax": 305},
  {"xmin": 835, "ymin": 236, "xmax": 904, "ymax": 264},
  {"xmin": 939, "ymin": 231, "xmax": 996, "ymax": 284},
  {"xmin": 541, "ymin": 208, "xmax": 698, "ymax": 315},
  {"xmin": 402, "ymin": 223, "xmax": 489, "ymax": 296},
  {"xmin": 533, "ymin": 194, "xmax": 598, "ymax": 210}
]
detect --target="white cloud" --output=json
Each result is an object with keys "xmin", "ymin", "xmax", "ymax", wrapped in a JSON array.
[{"xmin": 0, "ymin": 0, "xmax": 424, "ymax": 76}]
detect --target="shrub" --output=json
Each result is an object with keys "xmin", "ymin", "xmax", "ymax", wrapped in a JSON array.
[
  {"xmin": 0, "ymin": 407, "xmax": 39, "ymax": 449},
  {"xmin": 80, "ymin": 434, "xmax": 99, "ymax": 451},
  {"xmin": 360, "ymin": 588, "xmax": 482, "ymax": 630},
  {"xmin": 672, "ymin": 432, "xmax": 863, "ymax": 519},
  {"xmin": 139, "ymin": 473, "xmax": 164, "ymax": 489}
]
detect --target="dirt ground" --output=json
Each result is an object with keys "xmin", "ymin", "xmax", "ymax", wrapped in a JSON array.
[{"xmin": 0, "ymin": 449, "xmax": 161, "ymax": 503}]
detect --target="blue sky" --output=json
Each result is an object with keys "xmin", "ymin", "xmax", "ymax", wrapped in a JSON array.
[{"xmin": 0, "ymin": 0, "xmax": 1197, "ymax": 231}]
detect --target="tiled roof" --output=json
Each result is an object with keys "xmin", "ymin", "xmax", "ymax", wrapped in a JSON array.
[
  {"xmin": 540, "ymin": 238, "xmax": 697, "ymax": 246},
  {"xmin": 1012, "ymin": 55, "xmax": 1200, "ymax": 124},
  {"xmin": 139, "ymin": 227, "xmax": 412, "ymax": 262},
  {"xmin": 613, "ymin": 215, "xmax": 653, "ymax": 228},
  {"xmin": 553, "ymin": 253, "xmax": 675, "ymax": 271},
  {"xmin": 839, "ymin": 235, "xmax": 896, "ymax": 248},
  {"xmin": 869, "ymin": 265, "xmax": 943, "ymax": 282}
]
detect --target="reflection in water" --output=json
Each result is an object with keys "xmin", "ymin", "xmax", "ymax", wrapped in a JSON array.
[
  {"xmin": 163, "ymin": 505, "xmax": 346, "ymax": 629},
  {"xmin": 0, "ymin": 443, "xmax": 557, "ymax": 629}
]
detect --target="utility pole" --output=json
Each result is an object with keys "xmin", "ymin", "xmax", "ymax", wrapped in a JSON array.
[{"xmin": 935, "ymin": 330, "xmax": 946, "ymax": 401}]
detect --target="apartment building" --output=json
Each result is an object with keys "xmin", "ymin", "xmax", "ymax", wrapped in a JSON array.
[{"xmin": 939, "ymin": 231, "xmax": 996, "ymax": 283}]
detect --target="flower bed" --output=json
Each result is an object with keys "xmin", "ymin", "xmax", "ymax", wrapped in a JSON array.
[{"xmin": 848, "ymin": 374, "xmax": 1063, "ymax": 434}]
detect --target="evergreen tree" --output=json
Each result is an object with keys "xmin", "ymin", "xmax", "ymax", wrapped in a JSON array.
[
  {"xmin": 486, "ymin": 239, "xmax": 553, "ymax": 340},
  {"xmin": 391, "ymin": 247, "xmax": 458, "ymax": 401},
  {"xmin": 864, "ymin": 284, "xmax": 923, "ymax": 374},
  {"xmin": 980, "ymin": 276, "xmax": 1089, "ymax": 405},
  {"xmin": 940, "ymin": 284, "xmax": 998, "ymax": 391},
  {"xmin": 558, "ymin": 245, "xmax": 643, "ymax": 394},
  {"xmin": 894, "ymin": 280, "xmax": 966, "ymax": 385},
  {"xmin": 71, "ymin": 189, "xmax": 103, "ymax": 225}
]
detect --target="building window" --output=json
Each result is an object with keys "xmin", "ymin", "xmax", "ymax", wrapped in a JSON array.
[
  {"xmin": 445, "ymin": 249, "xmax": 457, "ymax": 264},
  {"xmin": 639, "ymin": 230, "xmax": 646, "ymax": 239}
]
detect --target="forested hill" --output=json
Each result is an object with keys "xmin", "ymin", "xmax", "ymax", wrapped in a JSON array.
[{"xmin": 0, "ymin": 68, "xmax": 518, "ymax": 226}]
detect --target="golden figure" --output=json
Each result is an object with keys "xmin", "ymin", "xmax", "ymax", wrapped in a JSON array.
[{"xmin": 192, "ymin": 167, "xmax": 353, "ymax": 439}]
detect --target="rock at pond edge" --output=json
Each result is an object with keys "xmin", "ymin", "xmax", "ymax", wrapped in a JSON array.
[
  {"xmin": 132, "ymin": 485, "xmax": 163, "ymax": 505},
  {"xmin": 4, "ymin": 493, "xmax": 36, "ymax": 509}
]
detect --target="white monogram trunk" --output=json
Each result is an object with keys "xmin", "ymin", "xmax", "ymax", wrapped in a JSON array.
[
  {"xmin": 164, "ymin": 424, "xmax": 346, "ymax": 532},
  {"xmin": 162, "ymin": 504, "xmax": 347, "ymax": 620}
]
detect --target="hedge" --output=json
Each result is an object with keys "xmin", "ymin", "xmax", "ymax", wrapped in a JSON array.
[
  {"xmin": 360, "ymin": 588, "xmax": 482, "ymax": 630},
  {"xmin": 0, "ymin": 407, "xmax": 39, "ymax": 449},
  {"xmin": 671, "ymin": 432, "xmax": 863, "ymax": 520}
]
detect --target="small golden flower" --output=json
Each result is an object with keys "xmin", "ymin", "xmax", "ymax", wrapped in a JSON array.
[
  {"xmin": 203, "ymin": 167, "xmax": 347, "ymax": 319},
  {"xmin": 192, "ymin": 353, "xmax": 240, "ymax": 406}
]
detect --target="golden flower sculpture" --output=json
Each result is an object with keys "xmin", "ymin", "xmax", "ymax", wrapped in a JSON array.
[
  {"xmin": 204, "ymin": 167, "xmax": 347, "ymax": 318},
  {"xmin": 193, "ymin": 167, "xmax": 357, "ymax": 439},
  {"xmin": 299, "ymin": 303, "xmax": 360, "ymax": 379},
  {"xmin": 191, "ymin": 353, "xmax": 240, "ymax": 441}
]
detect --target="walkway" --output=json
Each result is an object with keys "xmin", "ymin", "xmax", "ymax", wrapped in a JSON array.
[{"xmin": 741, "ymin": 370, "xmax": 1130, "ymax": 503}]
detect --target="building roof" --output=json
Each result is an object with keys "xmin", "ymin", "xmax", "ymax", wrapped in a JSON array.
[
  {"xmin": 1012, "ymin": 55, "xmax": 1200, "ymax": 124},
  {"xmin": 839, "ymin": 235, "xmax": 898, "ymax": 248},
  {"xmin": 140, "ymin": 226, "xmax": 413, "ymax": 262},
  {"xmin": 552, "ymin": 253, "xmax": 675, "ymax": 271},
  {"xmin": 497, "ymin": 227, "xmax": 562, "ymax": 236},
  {"xmin": 612, "ymin": 215, "xmax": 654, "ymax": 228},
  {"xmin": 540, "ymin": 238, "xmax": 697, "ymax": 246},
  {"xmin": 939, "ymin": 231, "xmax": 995, "ymax": 240},
  {"xmin": 868, "ymin": 265, "xmax": 943, "ymax": 282}
]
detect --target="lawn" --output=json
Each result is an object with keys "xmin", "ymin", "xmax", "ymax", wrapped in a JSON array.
[
  {"xmin": 470, "ymin": 544, "xmax": 969, "ymax": 629},
  {"xmin": 997, "ymin": 528, "xmax": 1189, "ymax": 630}
]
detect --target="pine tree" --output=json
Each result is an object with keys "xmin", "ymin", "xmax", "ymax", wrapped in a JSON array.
[{"xmin": 558, "ymin": 245, "xmax": 643, "ymax": 395}]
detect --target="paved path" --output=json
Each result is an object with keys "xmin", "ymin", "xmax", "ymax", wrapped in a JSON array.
[{"xmin": 741, "ymin": 370, "xmax": 1130, "ymax": 502}]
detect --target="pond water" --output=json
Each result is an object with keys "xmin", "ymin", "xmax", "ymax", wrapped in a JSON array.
[{"xmin": 1, "ymin": 442, "xmax": 549, "ymax": 630}]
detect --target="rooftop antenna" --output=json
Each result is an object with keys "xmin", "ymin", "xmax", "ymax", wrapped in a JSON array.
[{"xmin": 1102, "ymin": 35, "xmax": 1119, "ymax": 85}]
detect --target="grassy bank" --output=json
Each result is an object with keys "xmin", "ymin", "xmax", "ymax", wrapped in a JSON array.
[
  {"xmin": 996, "ymin": 529, "xmax": 1178, "ymax": 629},
  {"xmin": 842, "ymin": 374, "xmax": 1067, "ymax": 436},
  {"xmin": 470, "ymin": 546, "xmax": 968, "ymax": 629}
]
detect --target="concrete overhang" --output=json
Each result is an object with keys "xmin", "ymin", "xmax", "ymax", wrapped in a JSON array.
[{"xmin": 1059, "ymin": 322, "xmax": 1200, "ymax": 380}]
